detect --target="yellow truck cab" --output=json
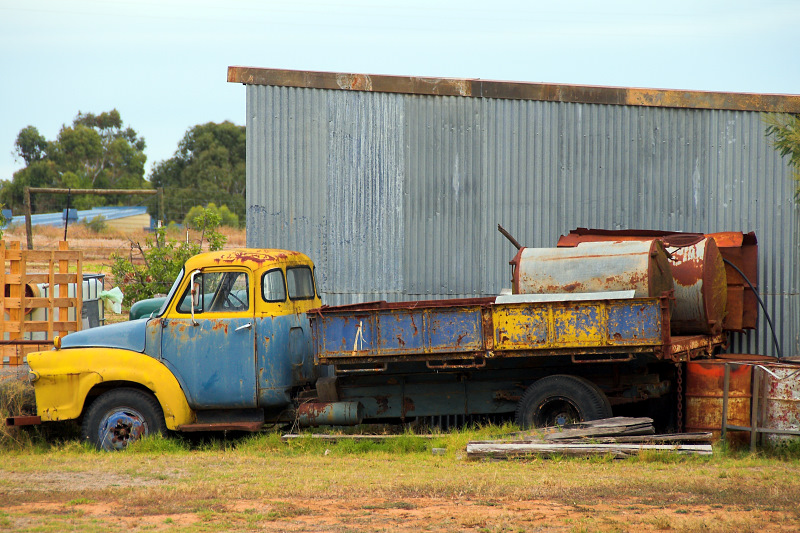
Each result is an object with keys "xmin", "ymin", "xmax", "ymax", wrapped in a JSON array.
[{"xmin": 27, "ymin": 249, "xmax": 321, "ymax": 450}]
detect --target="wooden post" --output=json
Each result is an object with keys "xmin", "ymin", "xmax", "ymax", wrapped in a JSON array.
[
  {"xmin": 47, "ymin": 249, "xmax": 54, "ymax": 341},
  {"xmin": 24, "ymin": 186, "xmax": 33, "ymax": 250},
  {"xmin": 57, "ymin": 241, "xmax": 70, "ymax": 337},
  {"xmin": 0, "ymin": 241, "xmax": 5, "ymax": 347},
  {"xmin": 158, "ymin": 187, "xmax": 164, "ymax": 227}
]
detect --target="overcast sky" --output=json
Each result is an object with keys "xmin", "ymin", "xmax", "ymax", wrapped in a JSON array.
[{"xmin": 1, "ymin": 0, "xmax": 798, "ymax": 192}]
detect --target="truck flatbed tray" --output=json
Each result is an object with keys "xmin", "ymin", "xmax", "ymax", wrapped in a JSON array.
[{"xmin": 310, "ymin": 295, "xmax": 719, "ymax": 367}]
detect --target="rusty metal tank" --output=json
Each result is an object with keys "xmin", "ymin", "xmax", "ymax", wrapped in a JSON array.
[
  {"xmin": 667, "ymin": 237, "xmax": 727, "ymax": 335},
  {"xmin": 555, "ymin": 230, "xmax": 729, "ymax": 335},
  {"xmin": 685, "ymin": 358, "xmax": 752, "ymax": 444},
  {"xmin": 511, "ymin": 240, "xmax": 673, "ymax": 299}
]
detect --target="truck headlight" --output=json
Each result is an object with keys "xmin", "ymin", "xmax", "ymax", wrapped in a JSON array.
[
  {"xmin": 28, "ymin": 371, "xmax": 39, "ymax": 384},
  {"xmin": 53, "ymin": 336, "xmax": 61, "ymax": 350}
]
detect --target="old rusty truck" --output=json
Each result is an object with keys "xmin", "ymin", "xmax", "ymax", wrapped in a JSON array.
[{"xmin": 16, "ymin": 245, "xmax": 729, "ymax": 450}]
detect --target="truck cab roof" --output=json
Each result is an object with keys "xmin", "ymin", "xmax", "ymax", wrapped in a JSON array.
[{"xmin": 185, "ymin": 249, "xmax": 314, "ymax": 273}]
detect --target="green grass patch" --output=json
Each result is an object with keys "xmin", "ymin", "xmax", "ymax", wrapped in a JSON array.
[
  {"xmin": 128, "ymin": 433, "xmax": 191, "ymax": 454},
  {"xmin": 362, "ymin": 501, "xmax": 417, "ymax": 511},
  {"xmin": 66, "ymin": 498, "xmax": 94, "ymax": 506}
]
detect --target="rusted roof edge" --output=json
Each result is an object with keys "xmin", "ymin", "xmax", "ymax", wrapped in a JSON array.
[{"xmin": 227, "ymin": 66, "xmax": 800, "ymax": 113}]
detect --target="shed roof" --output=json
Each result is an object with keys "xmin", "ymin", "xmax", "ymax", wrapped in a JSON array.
[
  {"xmin": 228, "ymin": 66, "xmax": 800, "ymax": 113},
  {"xmin": 8, "ymin": 206, "xmax": 149, "ymax": 227}
]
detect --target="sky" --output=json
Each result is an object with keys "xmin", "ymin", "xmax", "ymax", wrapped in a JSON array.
[{"xmin": 1, "ymin": 0, "xmax": 798, "ymax": 190}]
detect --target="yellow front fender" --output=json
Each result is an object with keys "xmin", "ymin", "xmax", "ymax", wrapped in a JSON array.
[{"xmin": 27, "ymin": 348, "xmax": 195, "ymax": 430}]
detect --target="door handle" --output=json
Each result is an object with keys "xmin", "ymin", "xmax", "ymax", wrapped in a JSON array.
[{"xmin": 235, "ymin": 323, "xmax": 252, "ymax": 332}]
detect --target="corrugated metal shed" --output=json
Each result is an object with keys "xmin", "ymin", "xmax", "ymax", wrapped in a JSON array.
[{"xmin": 229, "ymin": 67, "xmax": 800, "ymax": 358}]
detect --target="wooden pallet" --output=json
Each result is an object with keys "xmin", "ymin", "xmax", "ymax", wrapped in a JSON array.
[{"xmin": 1, "ymin": 241, "xmax": 83, "ymax": 366}]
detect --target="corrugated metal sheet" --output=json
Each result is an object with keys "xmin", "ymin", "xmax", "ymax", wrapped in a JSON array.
[{"xmin": 244, "ymin": 83, "xmax": 799, "ymax": 358}]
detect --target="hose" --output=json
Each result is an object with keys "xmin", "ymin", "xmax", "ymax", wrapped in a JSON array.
[{"xmin": 722, "ymin": 258, "xmax": 782, "ymax": 360}]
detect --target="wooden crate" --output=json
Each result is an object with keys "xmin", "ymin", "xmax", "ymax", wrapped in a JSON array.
[{"xmin": 1, "ymin": 241, "xmax": 83, "ymax": 366}]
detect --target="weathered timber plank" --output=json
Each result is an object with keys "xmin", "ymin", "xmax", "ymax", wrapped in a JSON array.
[
  {"xmin": 563, "ymin": 432, "xmax": 713, "ymax": 444},
  {"xmin": 466, "ymin": 442, "xmax": 712, "ymax": 459},
  {"xmin": 281, "ymin": 434, "xmax": 437, "ymax": 442},
  {"xmin": 543, "ymin": 423, "xmax": 654, "ymax": 440}
]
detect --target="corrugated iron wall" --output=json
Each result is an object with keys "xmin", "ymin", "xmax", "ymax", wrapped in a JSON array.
[{"xmin": 246, "ymin": 84, "xmax": 799, "ymax": 358}]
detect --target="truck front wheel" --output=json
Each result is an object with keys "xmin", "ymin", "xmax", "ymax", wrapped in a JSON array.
[
  {"xmin": 81, "ymin": 388, "xmax": 167, "ymax": 451},
  {"xmin": 515, "ymin": 375, "xmax": 612, "ymax": 429}
]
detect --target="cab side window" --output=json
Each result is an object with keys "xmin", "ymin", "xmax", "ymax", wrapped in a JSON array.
[
  {"xmin": 176, "ymin": 271, "xmax": 250, "ymax": 314},
  {"xmin": 286, "ymin": 266, "xmax": 315, "ymax": 300},
  {"xmin": 262, "ymin": 269, "xmax": 287, "ymax": 302}
]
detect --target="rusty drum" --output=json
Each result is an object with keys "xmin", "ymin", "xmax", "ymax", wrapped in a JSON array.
[
  {"xmin": 685, "ymin": 359, "xmax": 751, "ymax": 443},
  {"xmin": 511, "ymin": 240, "xmax": 673, "ymax": 298},
  {"xmin": 668, "ymin": 237, "xmax": 727, "ymax": 335},
  {"xmin": 762, "ymin": 364, "xmax": 800, "ymax": 446}
]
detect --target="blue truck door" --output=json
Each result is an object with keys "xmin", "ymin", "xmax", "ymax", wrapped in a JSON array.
[
  {"xmin": 256, "ymin": 267, "xmax": 316, "ymax": 407},
  {"xmin": 160, "ymin": 269, "xmax": 258, "ymax": 409}
]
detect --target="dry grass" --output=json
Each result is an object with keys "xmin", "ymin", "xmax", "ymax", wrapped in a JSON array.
[
  {"xmin": 2, "ymin": 432, "xmax": 800, "ymax": 531},
  {"xmin": 0, "ymin": 372, "xmax": 37, "ymax": 449},
  {"xmin": 3, "ymin": 223, "xmax": 246, "ymax": 263}
]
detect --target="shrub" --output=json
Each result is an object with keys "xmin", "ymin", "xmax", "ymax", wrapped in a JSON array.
[{"xmin": 80, "ymin": 215, "xmax": 107, "ymax": 233}]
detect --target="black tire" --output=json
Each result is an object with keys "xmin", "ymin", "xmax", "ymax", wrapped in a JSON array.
[
  {"xmin": 515, "ymin": 375, "xmax": 612, "ymax": 429},
  {"xmin": 81, "ymin": 388, "xmax": 166, "ymax": 451}
]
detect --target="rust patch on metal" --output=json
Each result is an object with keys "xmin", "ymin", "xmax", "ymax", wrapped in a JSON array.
[
  {"xmin": 211, "ymin": 320, "xmax": 229, "ymax": 333},
  {"xmin": 375, "ymin": 395, "xmax": 389, "ymax": 415},
  {"xmin": 562, "ymin": 282, "xmax": 580, "ymax": 292},
  {"xmin": 211, "ymin": 250, "xmax": 293, "ymax": 265},
  {"xmin": 402, "ymin": 397, "xmax": 415, "ymax": 416},
  {"xmin": 297, "ymin": 402, "xmax": 326, "ymax": 420},
  {"xmin": 336, "ymin": 73, "xmax": 373, "ymax": 91}
]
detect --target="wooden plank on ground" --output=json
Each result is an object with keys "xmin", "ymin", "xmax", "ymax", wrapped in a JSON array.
[
  {"xmin": 534, "ymin": 417, "xmax": 656, "ymax": 441},
  {"xmin": 281, "ymin": 434, "xmax": 437, "ymax": 442},
  {"xmin": 466, "ymin": 442, "xmax": 712, "ymax": 459},
  {"xmin": 560, "ymin": 432, "xmax": 713, "ymax": 444}
]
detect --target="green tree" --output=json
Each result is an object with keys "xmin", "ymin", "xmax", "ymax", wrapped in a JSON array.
[
  {"xmin": 1, "ymin": 110, "xmax": 148, "ymax": 212},
  {"xmin": 14, "ymin": 126, "xmax": 48, "ymax": 165},
  {"xmin": 184, "ymin": 202, "xmax": 239, "ymax": 229},
  {"xmin": 149, "ymin": 121, "xmax": 245, "ymax": 226},
  {"xmin": 765, "ymin": 113, "xmax": 800, "ymax": 200}
]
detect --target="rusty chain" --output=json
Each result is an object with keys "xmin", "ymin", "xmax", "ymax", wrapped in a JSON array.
[{"xmin": 676, "ymin": 362, "xmax": 684, "ymax": 432}]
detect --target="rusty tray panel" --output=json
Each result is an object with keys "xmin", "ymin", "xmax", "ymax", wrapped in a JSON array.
[{"xmin": 312, "ymin": 296, "xmax": 674, "ymax": 365}]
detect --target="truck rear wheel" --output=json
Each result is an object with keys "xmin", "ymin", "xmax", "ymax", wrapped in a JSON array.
[
  {"xmin": 515, "ymin": 375, "xmax": 612, "ymax": 429},
  {"xmin": 81, "ymin": 388, "xmax": 166, "ymax": 451}
]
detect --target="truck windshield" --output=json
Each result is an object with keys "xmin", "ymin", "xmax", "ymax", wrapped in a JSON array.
[{"xmin": 157, "ymin": 268, "xmax": 184, "ymax": 316}]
